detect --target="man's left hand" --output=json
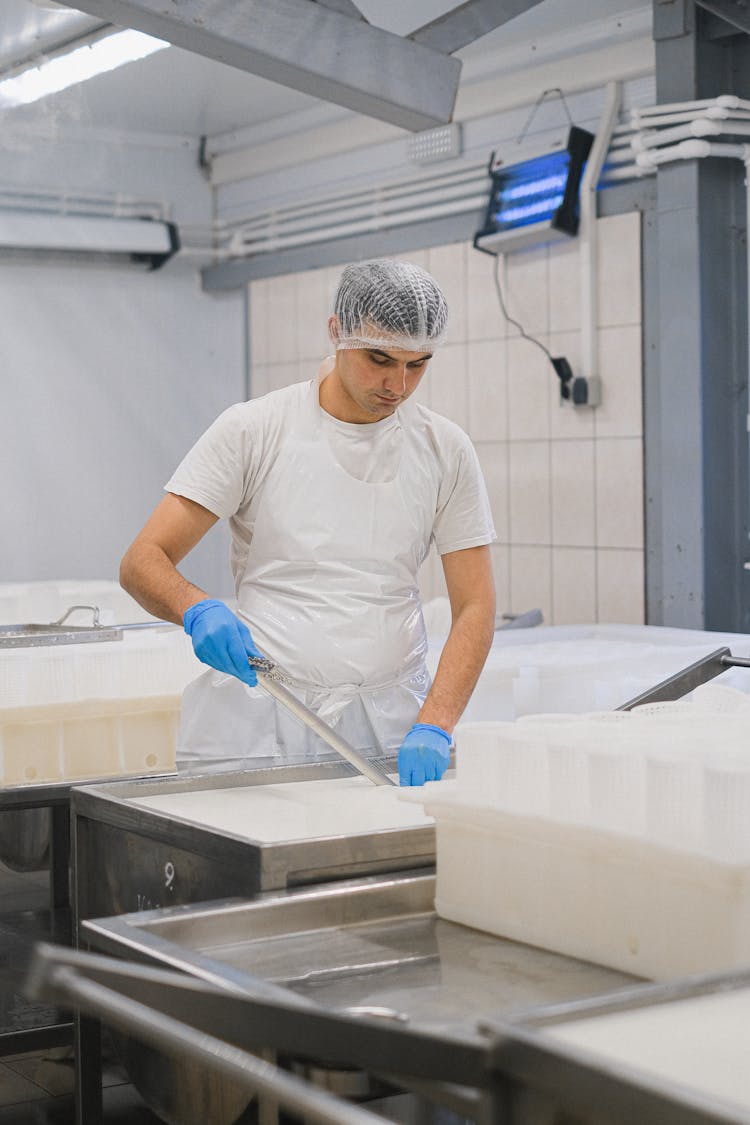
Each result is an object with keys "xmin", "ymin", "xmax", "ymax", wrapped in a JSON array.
[{"xmin": 398, "ymin": 723, "xmax": 451, "ymax": 786}]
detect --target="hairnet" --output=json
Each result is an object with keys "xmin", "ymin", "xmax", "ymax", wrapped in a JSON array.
[{"xmin": 331, "ymin": 259, "xmax": 448, "ymax": 352}]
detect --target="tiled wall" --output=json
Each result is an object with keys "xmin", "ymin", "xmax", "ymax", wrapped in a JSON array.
[{"xmin": 247, "ymin": 211, "xmax": 644, "ymax": 626}]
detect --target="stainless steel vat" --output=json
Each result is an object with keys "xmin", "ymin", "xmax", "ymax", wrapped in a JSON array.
[
  {"xmin": 72, "ymin": 760, "xmax": 434, "ymax": 1124},
  {"xmin": 80, "ymin": 870, "xmax": 638, "ymax": 1124}
]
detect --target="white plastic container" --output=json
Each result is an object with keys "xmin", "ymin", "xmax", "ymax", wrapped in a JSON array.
[
  {"xmin": 415, "ymin": 786, "xmax": 750, "ymax": 981},
  {"xmin": 0, "ymin": 696, "xmax": 179, "ymax": 785},
  {"xmin": 0, "ymin": 622, "xmax": 202, "ymax": 786},
  {"xmin": 407, "ymin": 701, "xmax": 750, "ymax": 981}
]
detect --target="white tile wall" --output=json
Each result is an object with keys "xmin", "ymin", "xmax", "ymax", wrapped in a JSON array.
[
  {"xmin": 428, "ymin": 343, "xmax": 469, "ymax": 432},
  {"xmin": 466, "ymin": 248, "xmax": 507, "ymax": 340},
  {"xmin": 550, "ymin": 439, "xmax": 596, "ymax": 547},
  {"xmin": 595, "ymin": 324, "xmax": 643, "ymax": 438},
  {"xmin": 510, "ymin": 545, "xmax": 553, "ymax": 622},
  {"xmin": 507, "ymin": 337, "xmax": 552, "ymax": 441},
  {"xmin": 552, "ymin": 547, "xmax": 597, "ymax": 624},
  {"xmin": 596, "ymin": 548, "xmax": 645, "ymax": 623},
  {"xmin": 597, "ymin": 211, "xmax": 642, "ymax": 328},
  {"xmin": 506, "ymin": 245, "xmax": 549, "ymax": 337},
  {"xmin": 595, "ymin": 437, "xmax": 645, "ymax": 550},
  {"xmin": 428, "ymin": 242, "xmax": 468, "ymax": 343},
  {"xmin": 509, "ymin": 441, "xmax": 551, "ymax": 544},
  {"xmin": 247, "ymin": 210, "xmax": 646, "ymax": 625},
  {"xmin": 467, "ymin": 339, "xmax": 507, "ymax": 443},
  {"xmin": 475, "ymin": 441, "xmax": 509, "ymax": 544},
  {"xmin": 549, "ymin": 236, "xmax": 582, "ymax": 333},
  {"xmin": 295, "ymin": 266, "xmax": 335, "ymax": 361}
]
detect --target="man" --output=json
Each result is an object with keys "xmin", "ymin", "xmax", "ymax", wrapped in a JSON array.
[{"xmin": 120, "ymin": 258, "xmax": 496, "ymax": 785}]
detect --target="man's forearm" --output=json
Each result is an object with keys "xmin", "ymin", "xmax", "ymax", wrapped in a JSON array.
[
  {"xmin": 417, "ymin": 601, "xmax": 494, "ymax": 734},
  {"xmin": 120, "ymin": 541, "xmax": 208, "ymax": 626}
]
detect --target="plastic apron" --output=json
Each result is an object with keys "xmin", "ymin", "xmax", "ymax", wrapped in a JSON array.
[{"xmin": 178, "ymin": 376, "xmax": 436, "ymax": 773}]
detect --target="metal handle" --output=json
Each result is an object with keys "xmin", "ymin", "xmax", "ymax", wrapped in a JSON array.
[
  {"xmin": 53, "ymin": 604, "xmax": 101, "ymax": 627},
  {"xmin": 617, "ymin": 647, "xmax": 743, "ymax": 711},
  {"xmin": 254, "ymin": 668, "xmax": 396, "ymax": 787}
]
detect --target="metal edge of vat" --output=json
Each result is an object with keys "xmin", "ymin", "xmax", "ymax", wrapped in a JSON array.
[
  {"xmin": 478, "ymin": 966, "xmax": 750, "ymax": 1125},
  {"xmin": 81, "ymin": 868, "xmax": 437, "ymax": 972},
  {"xmin": 0, "ymin": 772, "xmax": 178, "ymax": 811},
  {"xmin": 71, "ymin": 761, "xmax": 435, "ymax": 899}
]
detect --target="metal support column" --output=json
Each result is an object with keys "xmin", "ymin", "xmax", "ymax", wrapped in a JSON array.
[{"xmin": 646, "ymin": 0, "xmax": 750, "ymax": 629}]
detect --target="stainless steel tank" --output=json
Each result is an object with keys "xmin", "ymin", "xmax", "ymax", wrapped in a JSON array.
[{"xmin": 72, "ymin": 761, "xmax": 434, "ymax": 1125}]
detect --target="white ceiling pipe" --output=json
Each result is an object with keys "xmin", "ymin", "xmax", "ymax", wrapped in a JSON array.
[
  {"xmin": 632, "ymin": 94, "xmax": 750, "ymax": 119},
  {"xmin": 636, "ymin": 139, "xmax": 747, "ymax": 166},
  {"xmin": 601, "ymin": 162, "xmax": 655, "ymax": 180},
  {"xmin": 228, "ymin": 193, "xmax": 488, "ymax": 256},
  {"xmin": 224, "ymin": 163, "xmax": 488, "ymax": 234},
  {"xmin": 631, "ymin": 107, "xmax": 750, "ymax": 128}
]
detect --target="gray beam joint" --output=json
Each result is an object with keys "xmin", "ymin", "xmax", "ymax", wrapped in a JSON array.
[
  {"xmin": 411, "ymin": 0, "xmax": 546, "ymax": 55},
  {"xmin": 653, "ymin": 0, "xmax": 693, "ymax": 40},
  {"xmin": 63, "ymin": 0, "xmax": 461, "ymax": 132}
]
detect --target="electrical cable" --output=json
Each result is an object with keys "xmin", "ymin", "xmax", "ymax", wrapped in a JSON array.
[
  {"xmin": 492, "ymin": 252, "xmax": 574, "ymax": 399},
  {"xmin": 492, "ymin": 252, "xmax": 554, "ymax": 362}
]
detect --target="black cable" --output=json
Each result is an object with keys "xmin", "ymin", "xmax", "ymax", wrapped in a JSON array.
[
  {"xmin": 491, "ymin": 252, "xmax": 554, "ymax": 362},
  {"xmin": 491, "ymin": 252, "xmax": 573, "ymax": 399}
]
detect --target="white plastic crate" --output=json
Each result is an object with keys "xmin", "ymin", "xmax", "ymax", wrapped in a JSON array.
[
  {"xmin": 0, "ymin": 623, "xmax": 203, "ymax": 786},
  {"xmin": 407, "ymin": 688, "xmax": 750, "ymax": 981},
  {"xmin": 0, "ymin": 695, "xmax": 178, "ymax": 784}
]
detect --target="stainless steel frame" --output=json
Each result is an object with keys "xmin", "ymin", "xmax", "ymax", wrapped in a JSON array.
[
  {"xmin": 27, "ymin": 935, "xmax": 750, "ymax": 1125},
  {"xmin": 481, "ymin": 967, "xmax": 750, "ymax": 1124}
]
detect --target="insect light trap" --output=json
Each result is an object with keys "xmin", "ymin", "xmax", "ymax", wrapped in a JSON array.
[
  {"xmin": 474, "ymin": 125, "xmax": 594, "ymax": 255},
  {"xmin": 474, "ymin": 123, "xmax": 596, "ymax": 404}
]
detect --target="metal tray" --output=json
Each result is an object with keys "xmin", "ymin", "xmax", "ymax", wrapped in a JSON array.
[
  {"xmin": 82, "ymin": 871, "xmax": 636, "ymax": 1040},
  {"xmin": 72, "ymin": 763, "xmax": 437, "ymax": 925},
  {"xmin": 0, "ymin": 622, "xmax": 123, "ymax": 648}
]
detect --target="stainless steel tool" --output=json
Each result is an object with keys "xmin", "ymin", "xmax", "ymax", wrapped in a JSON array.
[
  {"xmin": 617, "ymin": 646, "xmax": 750, "ymax": 710},
  {"xmin": 248, "ymin": 656, "xmax": 395, "ymax": 787},
  {"xmin": 0, "ymin": 604, "xmax": 175, "ymax": 648}
]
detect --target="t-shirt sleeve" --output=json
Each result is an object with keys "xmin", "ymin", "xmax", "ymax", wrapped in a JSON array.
[
  {"xmin": 164, "ymin": 404, "xmax": 253, "ymax": 519},
  {"xmin": 432, "ymin": 427, "xmax": 497, "ymax": 556}
]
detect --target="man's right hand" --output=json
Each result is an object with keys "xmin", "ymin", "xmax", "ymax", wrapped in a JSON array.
[{"xmin": 183, "ymin": 599, "xmax": 261, "ymax": 687}]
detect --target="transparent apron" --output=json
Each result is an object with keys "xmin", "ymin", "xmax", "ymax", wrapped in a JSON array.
[{"xmin": 179, "ymin": 378, "xmax": 436, "ymax": 772}]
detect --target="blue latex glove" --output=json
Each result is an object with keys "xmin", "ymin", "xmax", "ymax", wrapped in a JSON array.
[
  {"xmin": 183, "ymin": 599, "xmax": 261, "ymax": 687},
  {"xmin": 398, "ymin": 722, "xmax": 452, "ymax": 787}
]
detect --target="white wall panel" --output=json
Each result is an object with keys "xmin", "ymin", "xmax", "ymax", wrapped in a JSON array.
[{"xmin": 0, "ymin": 259, "xmax": 244, "ymax": 597}]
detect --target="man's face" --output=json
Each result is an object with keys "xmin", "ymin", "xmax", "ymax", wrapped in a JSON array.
[{"xmin": 325, "ymin": 341, "xmax": 433, "ymax": 424}]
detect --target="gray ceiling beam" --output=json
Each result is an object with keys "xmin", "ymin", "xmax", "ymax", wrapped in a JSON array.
[
  {"xmin": 694, "ymin": 0, "xmax": 750, "ymax": 36},
  {"xmin": 314, "ymin": 0, "xmax": 367, "ymax": 20},
  {"xmin": 410, "ymin": 0, "xmax": 546, "ymax": 55},
  {"xmin": 59, "ymin": 0, "xmax": 461, "ymax": 131}
]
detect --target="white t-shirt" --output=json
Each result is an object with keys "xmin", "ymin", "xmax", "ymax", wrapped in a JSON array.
[{"xmin": 165, "ymin": 379, "xmax": 496, "ymax": 592}]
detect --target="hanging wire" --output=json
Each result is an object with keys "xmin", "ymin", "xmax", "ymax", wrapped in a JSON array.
[
  {"xmin": 516, "ymin": 87, "xmax": 573, "ymax": 147},
  {"xmin": 492, "ymin": 253, "xmax": 554, "ymax": 362}
]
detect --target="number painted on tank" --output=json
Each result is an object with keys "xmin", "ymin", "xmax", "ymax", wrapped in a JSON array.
[{"xmin": 164, "ymin": 861, "xmax": 175, "ymax": 890}]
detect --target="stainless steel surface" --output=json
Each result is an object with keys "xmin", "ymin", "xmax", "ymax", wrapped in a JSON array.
[
  {"xmin": 249, "ymin": 658, "xmax": 395, "ymax": 787},
  {"xmin": 0, "ymin": 621, "xmax": 123, "ymax": 647},
  {"xmin": 0, "ymin": 603, "xmax": 174, "ymax": 647},
  {"xmin": 72, "ymin": 764, "xmax": 432, "ymax": 1125},
  {"xmin": 72, "ymin": 762, "xmax": 433, "ymax": 922},
  {"xmin": 83, "ymin": 872, "xmax": 637, "ymax": 1041},
  {"xmin": 480, "ymin": 966, "xmax": 750, "ymax": 1125},
  {"xmin": 29, "ymin": 945, "xmax": 384, "ymax": 1125}
]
